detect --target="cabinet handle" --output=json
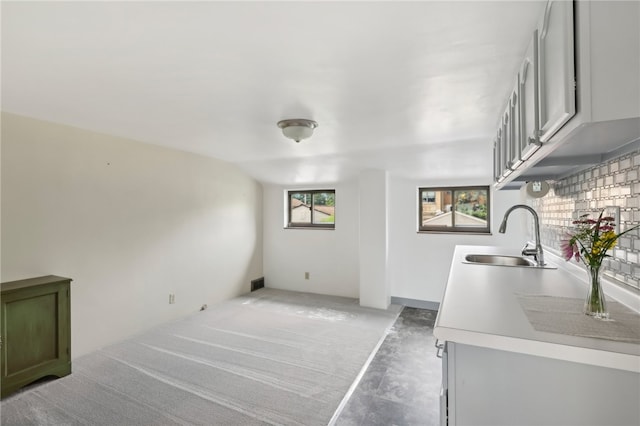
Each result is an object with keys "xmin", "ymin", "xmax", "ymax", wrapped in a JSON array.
[{"xmin": 435, "ymin": 339, "xmax": 445, "ymax": 358}]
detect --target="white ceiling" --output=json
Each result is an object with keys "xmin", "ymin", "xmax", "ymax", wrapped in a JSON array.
[{"xmin": 1, "ymin": 1, "xmax": 546, "ymax": 185}]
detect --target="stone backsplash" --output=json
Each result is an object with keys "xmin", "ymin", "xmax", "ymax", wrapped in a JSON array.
[{"xmin": 529, "ymin": 146, "xmax": 640, "ymax": 291}]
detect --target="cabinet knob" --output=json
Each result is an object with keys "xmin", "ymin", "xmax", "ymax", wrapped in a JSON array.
[{"xmin": 529, "ymin": 136, "xmax": 542, "ymax": 147}]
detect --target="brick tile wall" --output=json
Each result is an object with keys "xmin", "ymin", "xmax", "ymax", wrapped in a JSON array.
[{"xmin": 529, "ymin": 147, "xmax": 640, "ymax": 291}]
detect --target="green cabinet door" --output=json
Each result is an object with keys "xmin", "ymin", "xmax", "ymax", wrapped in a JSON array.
[{"xmin": 1, "ymin": 275, "xmax": 72, "ymax": 398}]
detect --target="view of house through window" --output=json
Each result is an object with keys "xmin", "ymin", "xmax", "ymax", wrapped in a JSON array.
[
  {"xmin": 288, "ymin": 190, "xmax": 335, "ymax": 228},
  {"xmin": 419, "ymin": 186, "xmax": 490, "ymax": 233}
]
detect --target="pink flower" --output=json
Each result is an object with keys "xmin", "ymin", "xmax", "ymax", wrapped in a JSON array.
[
  {"xmin": 560, "ymin": 234, "xmax": 579, "ymax": 262},
  {"xmin": 563, "ymin": 209, "xmax": 640, "ymax": 268}
]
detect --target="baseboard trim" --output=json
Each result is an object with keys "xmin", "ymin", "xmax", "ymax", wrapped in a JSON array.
[{"xmin": 391, "ymin": 296, "xmax": 439, "ymax": 311}]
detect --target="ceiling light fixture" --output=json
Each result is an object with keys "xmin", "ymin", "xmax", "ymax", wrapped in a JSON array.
[{"xmin": 277, "ymin": 119, "xmax": 318, "ymax": 143}]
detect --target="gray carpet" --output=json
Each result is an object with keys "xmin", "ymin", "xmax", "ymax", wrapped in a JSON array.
[{"xmin": 1, "ymin": 288, "xmax": 401, "ymax": 425}]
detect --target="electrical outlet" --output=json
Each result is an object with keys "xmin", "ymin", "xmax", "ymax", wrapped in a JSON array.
[
  {"xmin": 304, "ymin": 272, "xmax": 310, "ymax": 280},
  {"xmin": 169, "ymin": 294, "xmax": 175, "ymax": 304}
]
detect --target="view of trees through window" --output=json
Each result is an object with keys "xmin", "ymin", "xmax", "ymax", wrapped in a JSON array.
[
  {"xmin": 288, "ymin": 190, "xmax": 335, "ymax": 228},
  {"xmin": 419, "ymin": 186, "xmax": 490, "ymax": 233}
]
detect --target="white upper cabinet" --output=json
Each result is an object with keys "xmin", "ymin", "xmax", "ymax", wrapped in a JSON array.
[
  {"xmin": 496, "ymin": 127, "xmax": 504, "ymax": 178},
  {"xmin": 501, "ymin": 109, "xmax": 511, "ymax": 176},
  {"xmin": 518, "ymin": 31, "xmax": 540, "ymax": 161},
  {"xmin": 537, "ymin": 0, "xmax": 576, "ymax": 143},
  {"xmin": 493, "ymin": 138, "xmax": 500, "ymax": 182},
  {"xmin": 495, "ymin": 80, "xmax": 522, "ymax": 183},
  {"xmin": 573, "ymin": 0, "xmax": 640, "ymax": 124},
  {"xmin": 494, "ymin": 0, "xmax": 640, "ymax": 188},
  {"xmin": 509, "ymin": 81, "xmax": 522, "ymax": 168}
]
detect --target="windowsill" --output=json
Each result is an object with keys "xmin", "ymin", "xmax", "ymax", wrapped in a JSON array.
[
  {"xmin": 285, "ymin": 227, "xmax": 335, "ymax": 230},
  {"xmin": 417, "ymin": 231, "xmax": 492, "ymax": 235}
]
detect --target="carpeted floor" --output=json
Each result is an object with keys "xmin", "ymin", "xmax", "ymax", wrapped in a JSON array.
[{"xmin": 1, "ymin": 288, "xmax": 401, "ymax": 425}]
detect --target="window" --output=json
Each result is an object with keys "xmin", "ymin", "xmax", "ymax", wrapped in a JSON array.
[
  {"xmin": 287, "ymin": 190, "xmax": 335, "ymax": 229},
  {"xmin": 423, "ymin": 191, "xmax": 436, "ymax": 203},
  {"xmin": 418, "ymin": 186, "xmax": 490, "ymax": 233}
]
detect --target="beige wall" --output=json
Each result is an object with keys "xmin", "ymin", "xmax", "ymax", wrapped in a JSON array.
[{"xmin": 1, "ymin": 113, "xmax": 263, "ymax": 358}]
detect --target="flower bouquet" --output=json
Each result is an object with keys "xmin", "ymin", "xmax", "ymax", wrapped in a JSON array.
[{"xmin": 561, "ymin": 210, "xmax": 639, "ymax": 319}]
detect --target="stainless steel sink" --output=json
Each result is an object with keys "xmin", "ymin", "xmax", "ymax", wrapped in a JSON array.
[{"xmin": 464, "ymin": 254, "xmax": 537, "ymax": 267}]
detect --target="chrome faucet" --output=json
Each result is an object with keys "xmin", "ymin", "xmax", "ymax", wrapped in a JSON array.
[{"xmin": 499, "ymin": 204, "xmax": 545, "ymax": 267}]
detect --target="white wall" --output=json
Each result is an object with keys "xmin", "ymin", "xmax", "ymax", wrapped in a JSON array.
[
  {"xmin": 1, "ymin": 113, "xmax": 263, "ymax": 358},
  {"xmin": 388, "ymin": 176, "xmax": 528, "ymax": 304},
  {"xmin": 262, "ymin": 173, "xmax": 528, "ymax": 306},
  {"xmin": 262, "ymin": 180, "xmax": 360, "ymax": 298},
  {"xmin": 358, "ymin": 170, "xmax": 390, "ymax": 309}
]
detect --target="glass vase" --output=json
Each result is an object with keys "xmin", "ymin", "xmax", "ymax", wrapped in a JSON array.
[{"xmin": 584, "ymin": 266, "xmax": 609, "ymax": 319}]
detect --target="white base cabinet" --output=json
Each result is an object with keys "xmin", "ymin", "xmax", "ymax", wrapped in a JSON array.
[{"xmin": 442, "ymin": 342, "xmax": 639, "ymax": 426}]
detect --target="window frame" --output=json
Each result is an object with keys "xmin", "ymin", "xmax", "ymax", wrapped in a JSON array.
[
  {"xmin": 286, "ymin": 189, "xmax": 335, "ymax": 229},
  {"xmin": 418, "ymin": 185, "xmax": 491, "ymax": 234}
]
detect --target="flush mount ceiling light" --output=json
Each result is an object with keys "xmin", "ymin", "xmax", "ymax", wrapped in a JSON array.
[{"xmin": 277, "ymin": 119, "xmax": 318, "ymax": 143}]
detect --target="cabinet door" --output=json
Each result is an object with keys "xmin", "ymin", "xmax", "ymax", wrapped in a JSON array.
[
  {"xmin": 440, "ymin": 342, "xmax": 450, "ymax": 426},
  {"xmin": 495, "ymin": 129, "xmax": 503, "ymax": 181},
  {"xmin": 538, "ymin": 0, "xmax": 575, "ymax": 142},
  {"xmin": 1, "ymin": 280, "xmax": 71, "ymax": 398},
  {"xmin": 500, "ymin": 109, "xmax": 512, "ymax": 177},
  {"xmin": 519, "ymin": 30, "xmax": 541, "ymax": 160},
  {"xmin": 493, "ymin": 138, "xmax": 500, "ymax": 183},
  {"xmin": 509, "ymin": 81, "xmax": 522, "ymax": 168}
]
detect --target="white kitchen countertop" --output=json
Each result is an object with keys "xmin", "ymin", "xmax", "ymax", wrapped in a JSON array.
[{"xmin": 433, "ymin": 245, "xmax": 640, "ymax": 373}]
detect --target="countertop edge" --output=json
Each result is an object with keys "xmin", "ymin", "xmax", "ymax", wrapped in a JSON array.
[{"xmin": 433, "ymin": 325, "xmax": 640, "ymax": 373}]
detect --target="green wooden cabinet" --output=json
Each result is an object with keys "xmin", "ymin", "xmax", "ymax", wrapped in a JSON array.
[{"xmin": 1, "ymin": 275, "xmax": 72, "ymax": 398}]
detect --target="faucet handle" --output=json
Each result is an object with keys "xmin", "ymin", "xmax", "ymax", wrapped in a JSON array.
[
  {"xmin": 521, "ymin": 242, "xmax": 546, "ymax": 266},
  {"xmin": 521, "ymin": 243, "xmax": 538, "ymax": 259}
]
